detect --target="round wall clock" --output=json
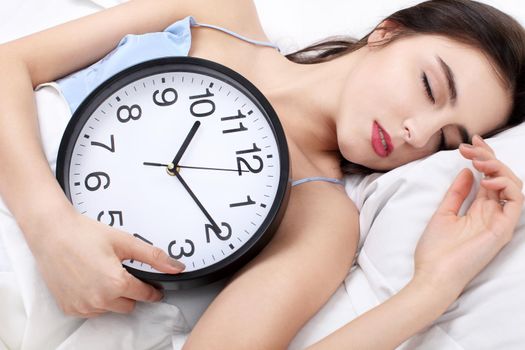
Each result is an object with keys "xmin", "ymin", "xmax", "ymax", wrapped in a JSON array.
[{"xmin": 56, "ymin": 56, "xmax": 290, "ymax": 289}]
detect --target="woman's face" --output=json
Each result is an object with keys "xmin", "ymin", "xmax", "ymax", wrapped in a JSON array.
[{"xmin": 336, "ymin": 32, "xmax": 511, "ymax": 171}]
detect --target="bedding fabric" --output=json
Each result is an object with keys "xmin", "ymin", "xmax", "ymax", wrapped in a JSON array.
[{"xmin": 0, "ymin": 1, "xmax": 524, "ymax": 349}]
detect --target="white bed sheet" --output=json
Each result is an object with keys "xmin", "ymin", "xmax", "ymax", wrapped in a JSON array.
[{"xmin": 1, "ymin": 1, "xmax": 525, "ymax": 349}]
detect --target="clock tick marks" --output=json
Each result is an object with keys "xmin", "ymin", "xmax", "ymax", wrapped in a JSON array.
[
  {"xmin": 74, "ymin": 182, "xmax": 81, "ymax": 186},
  {"xmin": 162, "ymin": 77, "xmax": 166, "ymax": 83},
  {"xmin": 229, "ymin": 244, "xmax": 235, "ymax": 250},
  {"xmin": 116, "ymin": 96, "xmax": 121, "ymax": 102},
  {"xmin": 260, "ymin": 204, "xmax": 267, "ymax": 208}
]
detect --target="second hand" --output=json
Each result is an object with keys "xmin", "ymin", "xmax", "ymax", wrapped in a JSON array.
[{"xmin": 143, "ymin": 162, "xmax": 248, "ymax": 173}]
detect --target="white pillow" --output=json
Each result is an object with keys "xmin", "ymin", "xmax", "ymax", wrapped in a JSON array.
[{"xmin": 349, "ymin": 124, "xmax": 525, "ymax": 349}]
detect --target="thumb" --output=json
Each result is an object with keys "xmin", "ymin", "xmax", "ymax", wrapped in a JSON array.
[
  {"xmin": 115, "ymin": 233, "xmax": 186, "ymax": 274},
  {"xmin": 436, "ymin": 168, "xmax": 474, "ymax": 216}
]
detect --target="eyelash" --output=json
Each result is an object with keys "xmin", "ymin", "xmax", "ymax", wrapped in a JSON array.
[
  {"xmin": 421, "ymin": 73, "xmax": 446, "ymax": 150},
  {"xmin": 421, "ymin": 73, "xmax": 436, "ymax": 104}
]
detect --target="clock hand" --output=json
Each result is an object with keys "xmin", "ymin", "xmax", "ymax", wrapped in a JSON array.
[
  {"xmin": 143, "ymin": 162, "xmax": 248, "ymax": 173},
  {"xmin": 169, "ymin": 120, "xmax": 201, "ymax": 173},
  {"xmin": 173, "ymin": 171, "xmax": 220, "ymax": 232}
]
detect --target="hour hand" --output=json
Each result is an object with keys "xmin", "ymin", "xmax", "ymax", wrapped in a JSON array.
[{"xmin": 169, "ymin": 120, "xmax": 201, "ymax": 171}]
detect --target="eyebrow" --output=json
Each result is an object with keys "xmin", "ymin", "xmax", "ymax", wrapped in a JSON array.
[{"xmin": 436, "ymin": 56, "xmax": 458, "ymax": 105}]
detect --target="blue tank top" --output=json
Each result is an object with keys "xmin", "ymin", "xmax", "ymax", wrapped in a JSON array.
[{"xmin": 56, "ymin": 16, "xmax": 343, "ymax": 188}]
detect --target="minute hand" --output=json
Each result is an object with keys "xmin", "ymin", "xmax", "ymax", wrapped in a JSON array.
[
  {"xmin": 171, "ymin": 120, "xmax": 201, "ymax": 166},
  {"xmin": 174, "ymin": 171, "xmax": 220, "ymax": 232}
]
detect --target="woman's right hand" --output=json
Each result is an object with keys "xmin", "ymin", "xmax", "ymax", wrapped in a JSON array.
[
  {"xmin": 413, "ymin": 136, "xmax": 524, "ymax": 298},
  {"xmin": 26, "ymin": 208, "xmax": 185, "ymax": 318}
]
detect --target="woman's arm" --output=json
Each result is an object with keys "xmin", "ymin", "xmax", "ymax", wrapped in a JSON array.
[
  {"xmin": 2, "ymin": 0, "xmax": 242, "ymax": 87},
  {"xmin": 0, "ymin": 0, "xmax": 248, "ymax": 317},
  {"xmin": 183, "ymin": 183, "xmax": 359, "ymax": 349},
  {"xmin": 308, "ymin": 137, "xmax": 524, "ymax": 349}
]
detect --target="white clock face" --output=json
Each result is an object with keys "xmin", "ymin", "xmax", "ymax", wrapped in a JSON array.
[{"xmin": 64, "ymin": 67, "xmax": 285, "ymax": 274}]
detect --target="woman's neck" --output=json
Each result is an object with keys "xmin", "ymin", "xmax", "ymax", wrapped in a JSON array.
[{"xmin": 252, "ymin": 47, "xmax": 367, "ymax": 155}]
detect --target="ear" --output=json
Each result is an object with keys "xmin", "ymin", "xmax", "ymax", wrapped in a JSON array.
[{"xmin": 367, "ymin": 19, "xmax": 402, "ymax": 45}]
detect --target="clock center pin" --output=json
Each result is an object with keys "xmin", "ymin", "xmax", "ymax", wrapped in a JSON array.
[{"xmin": 166, "ymin": 162, "xmax": 180, "ymax": 176}]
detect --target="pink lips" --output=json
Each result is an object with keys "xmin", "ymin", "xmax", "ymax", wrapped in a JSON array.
[{"xmin": 371, "ymin": 121, "xmax": 394, "ymax": 157}]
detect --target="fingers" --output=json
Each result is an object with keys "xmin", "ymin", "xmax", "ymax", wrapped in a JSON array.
[
  {"xmin": 481, "ymin": 175, "xmax": 525, "ymax": 217},
  {"xmin": 459, "ymin": 135, "xmax": 523, "ymax": 203},
  {"xmin": 114, "ymin": 232, "xmax": 185, "ymax": 274},
  {"xmin": 436, "ymin": 168, "xmax": 474, "ymax": 216},
  {"xmin": 119, "ymin": 272, "xmax": 165, "ymax": 303}
]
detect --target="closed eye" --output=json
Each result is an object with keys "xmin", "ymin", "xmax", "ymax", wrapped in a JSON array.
[{"xmin": 421, "ymin": 72, "xmax": 436, "ymax": 104}]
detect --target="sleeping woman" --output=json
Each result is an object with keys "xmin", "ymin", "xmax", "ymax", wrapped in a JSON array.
[{"xmin": 0, "ymin": 0, "xmax": 524, "ymax": 348}]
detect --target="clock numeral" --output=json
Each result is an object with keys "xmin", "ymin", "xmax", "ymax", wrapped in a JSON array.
[
  {"xmin": 223, "ymin": 123, "xmax": 248, "ymax": 134},
  {"xmin": 221, "ymin": 110, "xmax": 246, "ymax": 122},
  {"xmin": 168, "ymin": 239, "xmax": 195, "ymax": 259},
  {"xmin": 230, "ymin": 195, "xmax": 256, "ymax": 208},
  {"xmin": 205, "ymin": 222, "xmax": 232, "ymax": 243},
  {"xmin": 117, "ymin": 104, "xmax": 142, "ymax": 123},
  {"xmin": 222, "ymin": 110, "xmax": 248, "ymax": 134},
  {"xmin": 189, "ymin": 88, "xmax": 215, "ymax": 118},
  {"xmin": 85, "ymin": 171, "xmax": 110, "ymax": 191},
  {"xmin": 130, "ymin": 234, "xmax": 153, "ymax": 263},
  {"xmin": 236, "ymin": 143, "xmax": 263, "ymax": 175},
  {"xmin": 153, "ymin": 88, "xmax": 178, "ymax": 107},
  {"xmin": 236, "ymin": 143, "xmax": 262, "ymax": 155},
  {"xmin": 97, "ymin": 210, "xmax": 123, "ymax": 226},
  {"xmin": 90, "ymin": 134, "xmax": 115, "ymax": 153}
]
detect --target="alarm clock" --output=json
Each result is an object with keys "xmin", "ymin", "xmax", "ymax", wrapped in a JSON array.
[{"xmin": 56, "ymin": 56, "xmax": 290, "ymax": 289}]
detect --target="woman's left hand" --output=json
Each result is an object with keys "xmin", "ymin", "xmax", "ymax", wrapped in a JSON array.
[{"xmin": 413, "ymin": 135, "xmax": 524, "ymax": 297}]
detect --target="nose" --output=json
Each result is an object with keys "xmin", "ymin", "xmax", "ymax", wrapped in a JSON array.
[{"xmin": 402, "ymin": 115, "xmax": 444, "ymax": 148}]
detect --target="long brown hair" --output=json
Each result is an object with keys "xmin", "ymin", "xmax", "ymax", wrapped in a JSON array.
[{"xmin": 286, "ymin": 0, "xmax": 525, "ymax": 175}]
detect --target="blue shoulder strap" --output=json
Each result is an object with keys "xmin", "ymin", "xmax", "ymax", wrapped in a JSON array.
[
  {"xmin": 291, "ymin": 177, "xmax": 345, "ymax": 187},
  {"xmin": 56, "ymin": 16, "xmax": 278, "ymax": 114}
]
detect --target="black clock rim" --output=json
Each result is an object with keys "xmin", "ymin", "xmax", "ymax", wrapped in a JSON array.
[{"xmin": 56, "ymin": 56, "xmax": 290, "ymax": 289}]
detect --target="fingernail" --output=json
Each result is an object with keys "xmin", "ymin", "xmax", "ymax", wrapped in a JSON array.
[
  {"xmin": 168, "ymin": 258, "xmax": 186, "ymax": 272},
  {"xmin": 460, "ymin": 143, "xmax": 473, "ymax": 148}
]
